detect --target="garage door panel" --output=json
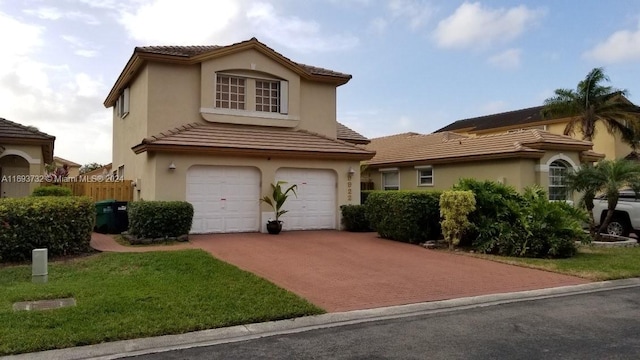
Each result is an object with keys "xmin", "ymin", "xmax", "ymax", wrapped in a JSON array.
[
  {"xmin": 276, "ymin": 168, "xmax": 336, "ymax": 231},
  {"xmin": 187, "ymin": 166, "xmax": 260, "ymax": 234}
]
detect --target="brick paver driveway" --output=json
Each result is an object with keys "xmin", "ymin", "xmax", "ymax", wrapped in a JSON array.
[{"xmin": 187, "ymin": 231, "xmax": 589, "ymax": 312}]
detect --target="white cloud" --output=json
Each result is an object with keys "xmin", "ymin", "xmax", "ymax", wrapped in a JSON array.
[
  {"xmin": 0, "ymin": 11, "xmax": 111, "ymax": 164},
  {"xmin": 584, "ymin": 22, "xmax": 640, "ymax": 63},
  {"xmin": 433, "ymin": 2, "xmax": 544, "ymax": 50},
  {"xmin": 246, "ymin": 2, "xmax": 359, "ymax": 52},
  {"xmin": 23, "ymin": 7, "xmax": 100, "ymax": 25},
  {"xmin": 119, "ymin": 0, "xmax": 241, "ymax": 45},
  {"xmin": 388, "ymin": 0, "xmax": 434, "ymax": 30},
  {"xmin": 61, "ymin": 35, "xmax": 100, "ymax": 58},
  {"xmin": 488, "ymin": 48, "xmax": 521, "ymax": 69}
]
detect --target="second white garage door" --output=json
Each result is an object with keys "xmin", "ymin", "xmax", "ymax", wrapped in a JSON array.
[
  {"xmin": 187, "ymin": 166, "xmax": 260, "ymax": 234},
  {"xmin": 275, "ymin": 168, "xmax": 336, "ymax": 230}
]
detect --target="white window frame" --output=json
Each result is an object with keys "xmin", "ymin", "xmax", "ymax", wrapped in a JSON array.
[
  {"xmin": 380, "ymin": 168, "xmax": 399, "ymax": 191},
  {"xmin": 415, "ymin": 165, "xmax": 434, "ymax": 186},
  {"xmin": 548, "ymin": 160, "xmax": 570, "ymax": 201},
  {"xmin": 215, "ymin": 74, "xmax": 246, "ymax": 110},
  {"xmin": 116, "ymin": 87, "xmax": 130, "ymax": 119},
  {"xmin": 214, "ymin": 72, "xmax": 288, "ymax": 115}
]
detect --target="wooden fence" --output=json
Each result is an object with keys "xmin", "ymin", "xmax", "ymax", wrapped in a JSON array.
[{"xmin": 57, "ymin": 181, "xmax": 133, "ymax": 202}]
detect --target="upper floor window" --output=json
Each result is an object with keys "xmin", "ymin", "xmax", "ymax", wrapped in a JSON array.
[
  {"xmin": 213, "ymin": 73, "xmax": 288, "ymax": 116},
  {"xmin": 416, "ymin": 166, "xmax": 433, "ymax": 186},
  {"xmin": 216, "ymin": 75, "xmax": 245, "ymax": 110},
  {"xmin": 115, "ymin": 87, "xmax": 130, "ymax": 119},
  {"xmin": 549, "ymin": 160, "xmax": 570, "ymax": 200},
  {"xmin": 255, "ymin": 80, "xmax": 280, "ymax": 113}
]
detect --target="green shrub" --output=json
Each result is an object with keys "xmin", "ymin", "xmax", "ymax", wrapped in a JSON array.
[
  {"xmin": 361, "ymin": 190, "xmax": 373, "ymax": 205},
  {"xmin": 365, "ymin": 190, "xmax": 442, "ymax": 244},
  {"xmin": 32, "ymin": 186, "xmax": 73, "ymax": 197},
  {"xmin": 454, "ymin": 178, "xmax": 588, "ymax": 258},
  {"xmin": 453, "ymin": 178, "xmax": 523, "ymax": 248},
  {"xmin": 0, "ymin": 196, "xmax": 94, "ymax": 262},
  {"xmin": 340, "ymin": 205, "xmax": 372, "ymax": 232},
  {"xmin": 440, "ymin": 190, "xmax": 476, "ymax": 250},
  {"xmin": 128, "ymin": 201, "xmax": 194, "ymax": 239}
]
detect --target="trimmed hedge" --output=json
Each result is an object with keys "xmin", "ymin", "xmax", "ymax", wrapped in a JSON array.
[
  {"xmin": 361, "ymin": 190, "xmax": 373, "ymax": 205},
  {"xmin": 0, "ymin": 196, "xmax": 94, "ymax": 262},
  {"xmin": 365, "ymin": 190, "xmax": 442, "ymax": 244},
  {"xmin": 340, "ymin": 205, "xmax": 372, "ymax": 232},
  {"xmin": 128, "ymin": 201, "xmax": 194, "ymax": 239},
  {"xmin": 32, "ymin": 186, "xmax": 73, "ymax": 197}
]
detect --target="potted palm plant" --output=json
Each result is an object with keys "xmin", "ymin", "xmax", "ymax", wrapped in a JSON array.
[{"xmin": 260, "ymin": 181, "xmax": 298, "ymax": 234}]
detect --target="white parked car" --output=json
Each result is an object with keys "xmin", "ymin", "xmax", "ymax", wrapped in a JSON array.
[{"xmin": 592, "ymin": 190, "xmax": 640, "ymax": 237}]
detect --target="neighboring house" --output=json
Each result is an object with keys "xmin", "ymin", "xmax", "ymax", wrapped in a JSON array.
[
  {"xmin": 436, "ymin": 104, "xmax": 636, "ymax": 160},
  {"xmin": 0, "ymin": 118, "xmax": 55, "ymax": 197},
  {"xmin": 82, "ymin": 163, "xmax": 113, "ymax": 178},
  {"xmin": 104, "ymin": 38, "xmax": 374, "ymax": 234},
  {"xmin": 363, "ymin": 130, "xmax": 603, "ymax": 201},
  {"xmin": 53, "ymin": 156, "xmax": 81, "ymax": 178}
]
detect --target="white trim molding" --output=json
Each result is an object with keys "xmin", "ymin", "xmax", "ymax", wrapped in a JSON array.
[
  {"xmin": 546, "ymin": 153, "xmax": 578, "ymax": 170},
  {"xmin": 379, "ymin": 167, "xmax": 399, "ymax": 172},
  {"xmin": 0, "ymin": 149, "xmax": 41, "ymax": 165}
]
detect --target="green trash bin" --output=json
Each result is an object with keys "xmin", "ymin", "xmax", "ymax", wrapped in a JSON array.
[{"xmin": 95, "ymin": 199, "xmax": 116, "ymax": 234}]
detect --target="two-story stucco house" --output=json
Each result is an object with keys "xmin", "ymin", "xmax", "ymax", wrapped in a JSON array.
[
  {"xmin": 435, "ymin": 103, "xmax": 639, "ymax": 161},
  {"xmin": 104, "ymin": 38, "xmax": 374, "ymax": 234}
]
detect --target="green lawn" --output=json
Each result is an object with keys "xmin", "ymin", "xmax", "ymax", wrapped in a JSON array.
[
  {"xmin": 470, "ymin": 246, "xmax": 640, "ymax": 281},
  {"xmin": 0, "ymin": 250, "xmax": 323, "ymax": 355}
]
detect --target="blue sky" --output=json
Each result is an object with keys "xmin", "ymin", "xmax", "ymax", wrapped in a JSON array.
[{"xmin": 1, "ymin": 0, "xmax": 639, "ymax": 165}]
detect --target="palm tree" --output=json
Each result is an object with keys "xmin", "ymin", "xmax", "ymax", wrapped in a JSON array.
[
  {"xmin": 542, "ymin": 67, "xmax": 640, "ymax": 148},
  {"xmin": 568, "ymin": 159, "xmax": 640, "ymax": 240}
]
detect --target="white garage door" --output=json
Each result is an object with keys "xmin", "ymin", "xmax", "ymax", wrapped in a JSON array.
[
  {"xmin": 275, "ymin": 168, "xmax": 336, "ymax": 230},
  {"xmin": 187, "ymin": 166, "xmax": 260, "ymax": 234}
]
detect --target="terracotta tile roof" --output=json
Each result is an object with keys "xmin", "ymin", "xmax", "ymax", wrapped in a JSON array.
[
  {"xmin": 133, "ymin": 123, "xmax": 375, "ymax": 160},
  {"xmin": 337, "ymin": 122, "xmax": 370, "ymax": 144},
  {"xmin": 107, "ymin": 38, "xmax": 352, "ymax": 108},
  {"xmin": 53, "ymin": 156, "xmax": 81, "ymax": 167},
  {"xmin": 435, "ymin": 105, "xmax": 548, "ymax": 133},
  {"xmin": 0, "ymin": 117, "xmax": 55, "ymax": 140},
  {"xmin": 365, "ymin": 129, "xmax": 597, "ymax": 166},
  {"xmin": 135, "ymin": 40, "xmax": 351, "ymax": 79}
]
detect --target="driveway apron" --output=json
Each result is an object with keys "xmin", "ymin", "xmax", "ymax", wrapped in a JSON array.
[{"xmin": 186, "ymin": 231, "xmax": 589, "ymax": 312}]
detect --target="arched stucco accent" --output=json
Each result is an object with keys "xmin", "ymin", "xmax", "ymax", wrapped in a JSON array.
[
  {"xmin": 0, "ymin": 150, "xmax": 41, "ymax": 165},
  {"xmin": 546, "ymin": 153, "xmax": 578, "ymax": 169}
]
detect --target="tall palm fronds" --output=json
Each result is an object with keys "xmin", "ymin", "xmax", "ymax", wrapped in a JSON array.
[{"xmin": 542, "ymin": 67, "xmax": 640, "ymax": 148}]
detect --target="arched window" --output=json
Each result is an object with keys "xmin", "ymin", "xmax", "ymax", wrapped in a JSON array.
[{"xmin": 549, "ymin": 160, "xmax": 570, "ymax": 200}]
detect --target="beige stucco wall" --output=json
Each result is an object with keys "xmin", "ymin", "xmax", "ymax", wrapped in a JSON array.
[
  {"xmin": 143, "ymin": 152, "xmax": 361, "ymax": 230},
  {"xmin": 299, "ymin": 79, "xmax": 337, "ymax": 139},
  {"xmin": 365, "ymin": 158, "xmax": 538, "ymax": 193},
  {"xmin": 365, "ymin": 151, "xmax": 589, "ymax": 202},
  {"xmin": 112, "ymin": 65, "xmax": 149, "ymax": 187},
  {"xmin": 0, "ymin": 144, "xmax": 47, "ymax": 196}
]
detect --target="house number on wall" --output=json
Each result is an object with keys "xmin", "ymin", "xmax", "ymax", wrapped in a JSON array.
[{"xmin": 347, "ymin": 175, "xmax": 353, "ymax": 202}]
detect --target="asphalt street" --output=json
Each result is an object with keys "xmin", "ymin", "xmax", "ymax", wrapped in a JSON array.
[{"xmin": 127, "ymin": 287, "xmax": 640, "ymax": 360}]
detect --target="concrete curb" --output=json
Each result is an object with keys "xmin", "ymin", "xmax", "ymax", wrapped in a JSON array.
[{"xmin": 4, "ymin": 278, "xmax": 640, "ymax": 360}]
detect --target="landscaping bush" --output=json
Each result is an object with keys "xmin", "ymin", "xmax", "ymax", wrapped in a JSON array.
[
  {"xmin": 128, "ymin": 201, "xmax": 194, "ymax": 239},
  {"xmin": 365, "ymin": 190, "xmax": 442, "ymax": 244},
  {"xmin": 361, "ymin": 190, "xmax": 373, "ymax": 205},
  {"xmin": 453, "ymin": 178, "xmax": 523, "ymax": 248},
  {"xmin": 340, "ymin": 205, "xmax": 372, "ymax": 232},
  {"xmin": 454, "ymin": 178, "xmax": 588, "ymax": 258},
  {"xmin": 0, "ymin": 196, "xmax": 94, "ymax": 262},
  {"xmin": 32, "ymin": 186, "xmax": 73, "ymax": 197},
  {"xmin": 440, "ymin": 190, "xmax": 476, "ymax": 250}
]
